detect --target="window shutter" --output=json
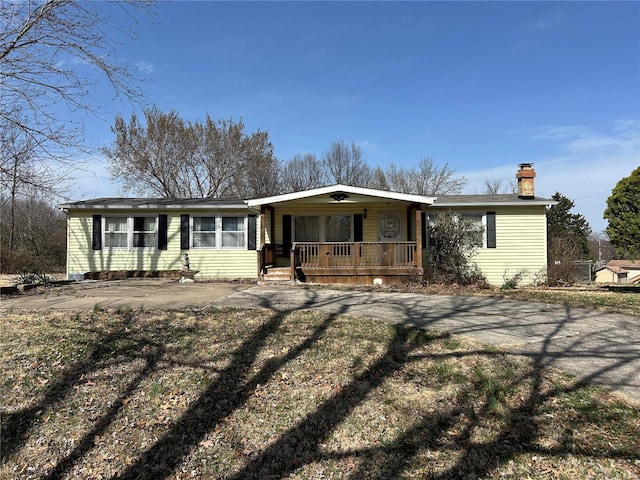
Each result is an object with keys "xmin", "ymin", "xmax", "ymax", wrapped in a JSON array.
[
  {"xmin": 158, "ymin": 214, "xmax": 168, "ymax": 250},
  {"xmin": 421, "ymin": 212, "xmax": 427, "ymax": 249},
  {"xmin": 354, "ymin": 214, "xmax": 363, "ymax": 242},
  {"xmin": 486, "ymin": 212, "xmax": 496, "ymax": 248},
  {"xmin": 282, "ymin": 215, "xmax": 292, "ymax": 253},
  {"xmin": 180, "ymin": 214, "xmax": 190, "ymax": 250},
  {"xmin": 92, "ymin": 214, "xmax": 102, "ymax": 250},
  {"xmin": 247, "ymin": 215, "xmax": 257, "ymax": 250}
]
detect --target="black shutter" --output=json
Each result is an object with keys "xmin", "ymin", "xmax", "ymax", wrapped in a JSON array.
[
  {"xmin": 158, "ymin": 214, "xmax": 168, "ymax": 250},
  {"xmin": 486, "ymin": 212, "xmax": 496, "ymax": 248},
  {"xmin": 282, "ymin": 215, "xmax": 292, "ymax": 253},
  {"xmin": 180, "ymin": 214, "xmax": 190, "ymax": 250},
  {"xmin": 421, "ymin": 212, "xmax": 427, "ymax": 249},
  {"xmin": 354, "ymin": 214, "xmax": 363, "ymax": 242},
  {"xmin": 92, "ymin": 214, "xmax": 102, "ymax": 250},
  {"xmin": 247, "ymin": 215, "xmax": 257, "ymax": 250}
]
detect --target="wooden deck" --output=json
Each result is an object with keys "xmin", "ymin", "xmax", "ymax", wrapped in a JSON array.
[{"xmin": 259, "ymin": 242, "xmax": 422, "ymax": 285}]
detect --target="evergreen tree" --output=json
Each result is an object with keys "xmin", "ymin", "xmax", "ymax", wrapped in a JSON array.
[
  {"xmin": 547, "ymin": 192, "xmax": 592, "ymax": 257},
  {"xmin": 604, "ymin": 166, "xmax": 640, "ymax": 259}
]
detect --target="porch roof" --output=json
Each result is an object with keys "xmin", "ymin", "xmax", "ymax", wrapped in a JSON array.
[{"xmin": 248, "ymin": 184, "xmax": 436, "ymax": 207}]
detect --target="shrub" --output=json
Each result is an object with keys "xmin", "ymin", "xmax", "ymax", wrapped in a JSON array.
[{"xmin": 425, "ymin": 211, "xmax": 488, "ymax": 286}]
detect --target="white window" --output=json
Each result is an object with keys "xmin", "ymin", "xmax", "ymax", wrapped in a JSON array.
[
  {"xmin": 103, "ymin": 216, "xmax": 157, "ymax": 249},
  {"xmin": 133, "ymin": 216, "xmax": 157, "ymax": 248},
  {"xmin": 192, "ymin": 215, "xmax": 247, "ymax": 249},
  {"xmin": 461, "ymin": 213, "xmax": 485, "ymax": 248},
  {"xmin": 104, "ymin": 216, "xmax": 129, "ymax": 248},
  {"xmin": 293, "ymin": 214, "xmax": 353, "ymax": 242},
  {"xmin": 193, "ymin": 217, "xmax": 216, "ymax": 248},
  {"xmin": 426, "ymin": 212, "xmax": 487, "ymax": 249},
  {"xmin": 222, "ymin": 217, "xmax": 246, "ymax": 248}
]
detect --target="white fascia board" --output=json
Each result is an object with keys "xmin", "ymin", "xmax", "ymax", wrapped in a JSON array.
[{"xmin": 248, "ymin": 184, "xmax": 436, "ymax": 206}]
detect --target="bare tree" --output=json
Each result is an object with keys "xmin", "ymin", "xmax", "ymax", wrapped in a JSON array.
[
  {"xmin": 483, "ymin": 178, "xmax": 516, "ymax": 194},
  {"xmin": 105, "ymin": 107, "xmax": 278, "ymax": 199},
  {"xmin": 0, "ymin": 188, "xmax": 67, "ymax": 273},
  {"xmin": 369, "ymin": 165, "xmax": 390, "ymax": 191},
  {"xmin": 412, "ymin": 158, "xmax": 466, "ymax": 195},
  {"xmin": 0, "ymin": 124, "xmax": 71, "ymax": 262},
  {"xmin": 381, "ymin": 158, "xmax": 466, "ymax": 195},
  {"xmin": 322, "ymin": 141, "xmax": 372, "ymax": 187},
  {"xmin": 0, "ymin": 0, "xmax": 154, "ymax": 188},
  {"xmin": 281, "ymin": 153, "xmax": 327, "ymax": 192},
  {"xmin": 231, "ymin": 132, "xmax": 281, "ymax": 198}
]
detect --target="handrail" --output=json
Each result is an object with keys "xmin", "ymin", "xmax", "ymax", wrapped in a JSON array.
[{"xmin": 258, "ymin": 243, "xmax": 276, "ymax": 276}]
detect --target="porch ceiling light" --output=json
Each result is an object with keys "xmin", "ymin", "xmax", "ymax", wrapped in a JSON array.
[{"xmin": 329, "ymin": 192, "xmax": 349, "ymax": 202}]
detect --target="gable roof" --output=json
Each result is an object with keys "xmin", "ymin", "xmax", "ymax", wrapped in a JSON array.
[{"xmin": 247, "ymin": 184, "xmax": 436, "ymax": 207}]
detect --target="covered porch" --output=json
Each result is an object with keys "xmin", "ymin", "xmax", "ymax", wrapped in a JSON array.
[{"xmin": 251, "ymin": 185, "xmax": 434, "ymax": 286}]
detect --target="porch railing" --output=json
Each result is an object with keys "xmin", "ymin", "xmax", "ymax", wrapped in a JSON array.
[{"xmin": 292, "ymin": 242, "xmax": 418, "ymax": 270}]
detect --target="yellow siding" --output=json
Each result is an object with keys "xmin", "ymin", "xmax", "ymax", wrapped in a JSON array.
[
  {"xmin": 67, "ymin": 200, "xmax": 549, "ymax": 286},
  {"xmin": 66, "ymin": 211, "xmax": 259, "ymax": 280},
  {"xmin": 424, "ymin": 206, "xmax": 549, "ymax": 286}
]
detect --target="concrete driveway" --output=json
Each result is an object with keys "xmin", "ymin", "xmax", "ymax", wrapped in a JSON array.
[{"xmin": 2, "ymin": 280, "xmax": 639, "ymax": 402}]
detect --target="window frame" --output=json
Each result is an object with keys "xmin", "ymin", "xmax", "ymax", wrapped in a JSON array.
[
  {"xmin": 102, "ymin": 215, "xmax": 158, "ymax": 250},
  {"xmin": 460, "ymin": 212, "xmax": 486, "ymax": 248},
  {"xmin": 191, "ymin": 216, "xmax": 217, "ymax": 249},
  {"xmin": 190, "ymin": 215, "xmax": 248, "ymax": 250},
  {"xmin": 292, "ymin": 214, "xmax": 354, "ymax": 243},
  {"xmin": 425, "ymin": 212, "xmax": 488, "ymax": 249},
  {"xmin": 221, "ymin": 215, "xmax": 247, "ymax": 249}
]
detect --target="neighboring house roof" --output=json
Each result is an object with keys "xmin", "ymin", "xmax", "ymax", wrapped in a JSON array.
[
  {"xmin": 606, "ymin": 266, "xmax": 629, "ymax": 274},
  {"xmin": 605, "ymin": 260, "xmax": 640, "ymax": 269},
  {"xmin": 595, "ymin": 260, "xmax": 640, "ymax": 275},
  {"xmin": 432, "ymin": 194, "xmax": 557, "ymax": 207},
  {"xmin": 58, "ymin": 198, "xmax": 248, "ymax": 210},
  {"xmin": 247, "ymin": 184, "xmax": 437, "ymax": 207}
]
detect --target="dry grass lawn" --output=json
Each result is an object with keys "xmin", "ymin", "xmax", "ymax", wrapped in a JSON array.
[{"xmin": 1, "ymin": 307, "xmax": 639, "ymax": 479}]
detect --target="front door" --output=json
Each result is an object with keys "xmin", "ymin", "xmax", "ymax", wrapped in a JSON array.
[
  {"xmin": 378, "ymin": 212, "xmax": 402, "ymax": 266},
  {"xmin": 378, "ymin": 212, "xmax": 402, "ymax": 242}
]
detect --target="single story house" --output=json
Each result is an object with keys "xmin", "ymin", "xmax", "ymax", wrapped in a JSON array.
[
  {"xmin": 59, "ymin": 164, "xmax": 555, "ymax": 287},
  {"xmin": 595, "ymin": 260, "xmax": 640, "ymax": 284}
]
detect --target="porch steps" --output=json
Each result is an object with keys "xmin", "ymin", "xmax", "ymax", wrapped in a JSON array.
[{"xmin": 261, "ymin": 266, "xmax": 293, "ymax": 283}]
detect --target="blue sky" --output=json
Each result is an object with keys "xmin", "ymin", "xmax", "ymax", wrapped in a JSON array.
[{"xmin": 72, "ymin": 1, "xmax": 639, "ymax": 233}]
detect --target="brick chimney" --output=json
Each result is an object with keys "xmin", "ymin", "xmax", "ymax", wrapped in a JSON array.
[{"xmin": 516, "ymin": 163, "xmax": 536, "ymax": 199}]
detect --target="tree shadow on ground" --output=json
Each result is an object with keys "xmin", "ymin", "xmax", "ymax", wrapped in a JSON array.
[
  {"xmin": 4, "ymin": 288, "xmax": 638, "ymax": 479},
  {"xmin": 1, "ymin": 311, "xmax": 196, "ymax": 465},
  {"xmin": 109, "ymin": 290, "xmax": 340, "ymax": 479}
]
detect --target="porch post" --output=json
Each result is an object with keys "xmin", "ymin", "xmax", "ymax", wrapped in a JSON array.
[
  {"xmin": 257, "ymin": 206, "xmax": 266, "ymax": 279},
  {"xmin": 266, "ymin": 204, "xmax": 275, "ymax": 245},
  {"xmin": 415, "ymin": 208, "xmax": 423, "ymax": 272},
  {"xmin": 259, "ymin": 206, "xmax": 266, "ymax": 246}
]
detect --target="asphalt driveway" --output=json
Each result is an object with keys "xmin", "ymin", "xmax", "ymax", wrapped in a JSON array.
[{"xmin": 2, "ymin": 279, "xmax": 638, "ymax": 402}]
